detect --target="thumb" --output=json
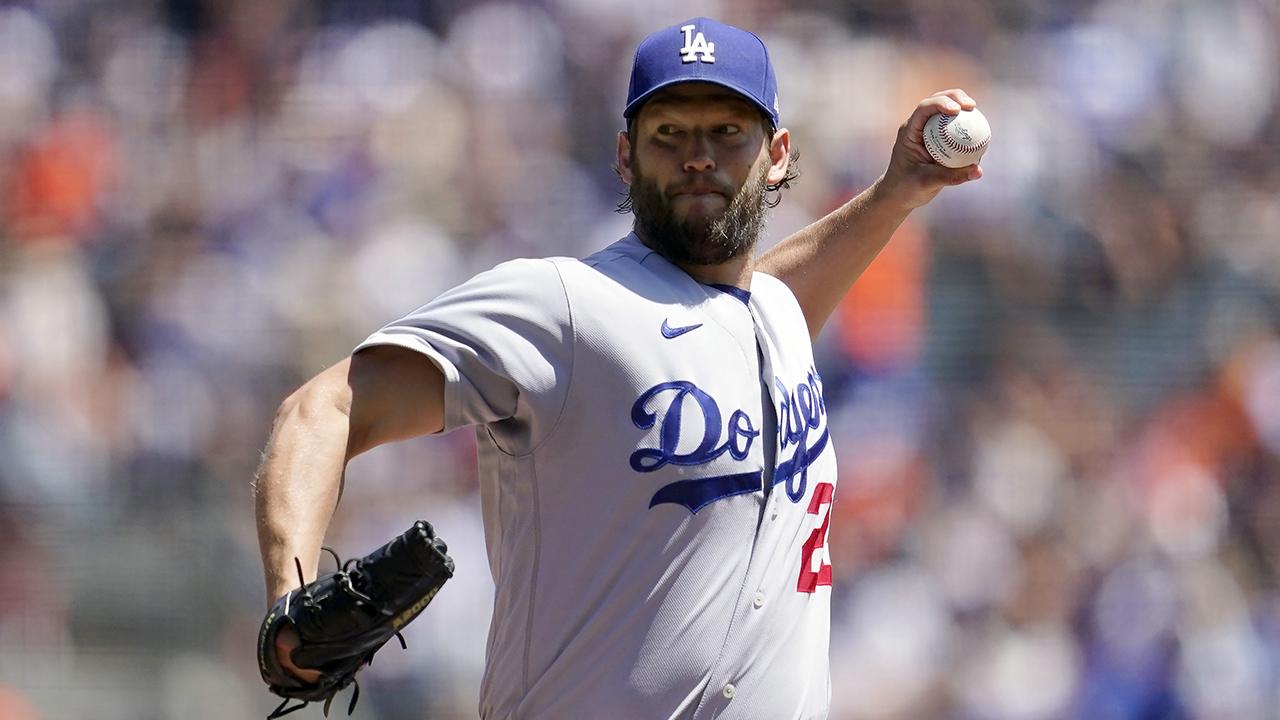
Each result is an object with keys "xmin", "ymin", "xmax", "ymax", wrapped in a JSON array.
[{"xmin": 930, "ymin": 163, "xmax": 981, "ymax": 186}]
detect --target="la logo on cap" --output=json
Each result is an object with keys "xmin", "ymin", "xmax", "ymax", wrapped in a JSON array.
[
  {"xmin": 623, "ymin": 18, "xmax": 778, "ymax": 127},
  {"xmin": 679, "ymin": 24, "xmax": 715, "ymax": 63}
]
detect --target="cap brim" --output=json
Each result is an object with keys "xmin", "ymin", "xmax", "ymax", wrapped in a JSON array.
[{"xmin": 623, "ymin": 77, "xmax": 777, "ymax": 125}]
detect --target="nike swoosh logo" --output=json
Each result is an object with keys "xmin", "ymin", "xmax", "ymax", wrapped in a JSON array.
[{"xmin": 661, "ymin": 319, "xmax": 703, "ymax": 339}]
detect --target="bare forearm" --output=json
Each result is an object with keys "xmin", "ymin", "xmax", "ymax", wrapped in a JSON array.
[
  {"xmin": 254, "ymin": 349, "xmax": 448, "ymax": 606},
  {"xmin": 255, "ymin": 364, "xmax": 354, "ymax": 605},
  {"xmin": 761, "ymin": 90, "xmax": 982, "ymax": 339},
  {"xmin": 760, "ymin": 176, "xmax": 913, "ymax": 339}
]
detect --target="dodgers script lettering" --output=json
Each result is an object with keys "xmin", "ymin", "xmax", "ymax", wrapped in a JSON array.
[{"xmin": 633, "ymin": 372, "xmax": 830, "ymax": 515}]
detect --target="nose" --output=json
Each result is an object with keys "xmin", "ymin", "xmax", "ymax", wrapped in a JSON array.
[{"xmin": 682, "ymin": 133, "xmax": 715, "ymax": 173}]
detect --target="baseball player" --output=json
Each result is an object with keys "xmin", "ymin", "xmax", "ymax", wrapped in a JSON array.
[{"xmin": 255, "ymin": 17, "xmax": 980, "ymax": 720}]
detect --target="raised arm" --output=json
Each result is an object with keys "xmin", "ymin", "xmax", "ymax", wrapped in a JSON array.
[
  {"xmin": 254, "ymin": 344, "xmax": 446, "ymax": 606},
  {"xmin": 759, "ymin": 89, "xmax": 983, "ymax": 340}
]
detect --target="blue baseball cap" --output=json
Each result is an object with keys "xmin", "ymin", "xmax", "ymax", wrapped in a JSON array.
[{"xmin": 624, "ymin": 18, "xmax": 779, "ymax": 128}]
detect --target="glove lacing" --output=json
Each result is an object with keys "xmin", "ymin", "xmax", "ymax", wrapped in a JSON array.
[{"xmin": 266, "ymin": 548, "xmax": 408, "ymax": 719}]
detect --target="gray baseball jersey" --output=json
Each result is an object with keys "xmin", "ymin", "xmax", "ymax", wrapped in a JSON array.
[{"xmin": 357, "ymin": 234, "xmax": 837, "ymax": 720}]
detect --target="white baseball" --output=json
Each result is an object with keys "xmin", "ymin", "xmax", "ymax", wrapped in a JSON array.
[{"xmin": 922, "ymin": 108, "xmax": 990, "ymax": 168}]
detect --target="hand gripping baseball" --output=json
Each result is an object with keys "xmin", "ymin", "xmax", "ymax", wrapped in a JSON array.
[
  {"xmin": 257, "ymin": 520, "xmax": 455, "ymax": 718},
  {"xmin": 881, "ymin": 89, "xmax": 984, "ymax": 210}
]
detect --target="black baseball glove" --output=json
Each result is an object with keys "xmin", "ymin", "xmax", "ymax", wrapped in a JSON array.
[{"xmin": 257, "ymin": 520, "xmax": 455, "ymax": 718}]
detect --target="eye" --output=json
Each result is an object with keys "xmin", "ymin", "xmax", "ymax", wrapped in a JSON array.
[
  {"xmin": 715, "ymin": 125, "xmax": 741, "ymax": 135},
  {"xmin": 656, "ymin": 124, "xmax": 680, "ymax": 136}
]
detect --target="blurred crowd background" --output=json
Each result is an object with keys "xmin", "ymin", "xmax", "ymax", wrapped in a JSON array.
[{"xmin": 0, "ymin": 0, "xmax": 1278, "ymax": 718}]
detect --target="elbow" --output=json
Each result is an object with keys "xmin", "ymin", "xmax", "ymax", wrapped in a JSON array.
[
  {"xmin": 270, "ymin": 367, "xmax": 355, "ymax": 443},
  {"xmin": 272, "ymin": 388, "xmax": 305, "ymax": 429},
  {"xmin": 274, "ymin": 384, "xmax": 338, "ymax": 430}
]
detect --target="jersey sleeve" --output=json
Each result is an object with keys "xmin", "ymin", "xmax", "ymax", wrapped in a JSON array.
[{"xmin": 355, "ymin": 258, "xmax": 573, "ymax": 451}]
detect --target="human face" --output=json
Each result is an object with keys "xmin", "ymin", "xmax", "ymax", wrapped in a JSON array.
[
  {"xmin": 618, "ymin": 83, "xmax": 789, "ymax": 266},
  {"xmin": 628, "ymin": 150, "xmax": 769, "ymax": 266}
]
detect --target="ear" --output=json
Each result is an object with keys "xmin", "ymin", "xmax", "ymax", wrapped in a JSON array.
[
  {"xmin": 766, "ymin": 127, "xmax": 790, "ymax": 185},
  {"xmin": 616, "ymin": 131, "xmax": 634, "ymax": 185}
]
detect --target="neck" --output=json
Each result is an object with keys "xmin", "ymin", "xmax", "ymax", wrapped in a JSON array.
[
  {"xmin": 678, "ymin": 254, "xmax": 755, "ymax": 289},
  {"xmin": 634, "ymin": 229, "xmax": 757, "ymax": 290}
]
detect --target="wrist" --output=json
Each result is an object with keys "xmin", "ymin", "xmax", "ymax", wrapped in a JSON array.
[
  {"xmin": 863, "ymin": 174, "xmax": 920, "ymax": 217},
  {"xmin": 266, "ymin": 552, "xmax": 315, "ymax": 607}
]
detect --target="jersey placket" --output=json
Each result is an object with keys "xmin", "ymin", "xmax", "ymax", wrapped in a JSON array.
[
  {"xmin": 689, "ymin": 305, "xmax": 793, "ymax": 719},
  {"xmin": 753, "ymin": 304, "xmax": 787, "ymax": 524}
]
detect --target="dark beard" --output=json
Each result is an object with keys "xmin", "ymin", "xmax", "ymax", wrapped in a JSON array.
[{"xmin": 629, "ymin": 160, "xmax": 770, "ymax": 267}]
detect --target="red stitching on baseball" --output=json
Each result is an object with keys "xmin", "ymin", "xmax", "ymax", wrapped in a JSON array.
[{"xmin": 941, "ymin": 115, "xmax": 988, "ymax": 153}]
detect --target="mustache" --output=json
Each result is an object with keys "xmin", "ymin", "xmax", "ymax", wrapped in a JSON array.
[{"xmin": 663, "ymin": 176, "xmax": 736, "ymax": 198}]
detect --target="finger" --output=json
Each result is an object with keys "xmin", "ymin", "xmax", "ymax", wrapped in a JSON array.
[
  {"xmin": 902, "ymin": 104, "xmax": 939, "ymax": 140},
  {"xmin": 276, "ymin": 625, "xmax": 324, "ymax": 683},
  {"xmin": 903, "ymin": 93, "xmax": 969, "ymax": 140},
  {"xmin": 931, "ymin": 88, "xmax": 977, "ymax": 111},
  {"xmin": 900, "ymin": 107, "xmax": 946, "ymax": 151}
]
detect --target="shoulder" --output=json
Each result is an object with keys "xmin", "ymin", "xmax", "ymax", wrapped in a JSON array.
[
  {"xmin": 544, "ymin": 235, "xmax": 696, "ymax": 304},
  {"xmin": 421, "ymin": 256, "xmax": 572, "ymax": 314},
  {"xmin": 473, "ymin": 256, "xmax": 569, "ymax": 288},
  {"xmin": 461, "ymin": 235, "xmax": 651, "ymax": 292},
  {"xmin": 410, "ymin": 236, "xmax": 658, "ymax": 328},
  {"xmin": 749, "ymin": 270, "xmax": 801, "ymax": 308},
  {"xmin": 578, "ymin": 234, "xmax": 656, "ymax": 270},
  {"xmin": 749, "ymin": 271, "xmax": 811, "ymax": 340}
]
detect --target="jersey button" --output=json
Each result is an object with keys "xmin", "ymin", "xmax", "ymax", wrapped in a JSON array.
[
  {"xmin": 753, "ymin": 592, "xmax": 765, "ymax": 608},
  {"xmin": 722, "ymin": 683, "xmax": 736, "ymax": 699}
]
